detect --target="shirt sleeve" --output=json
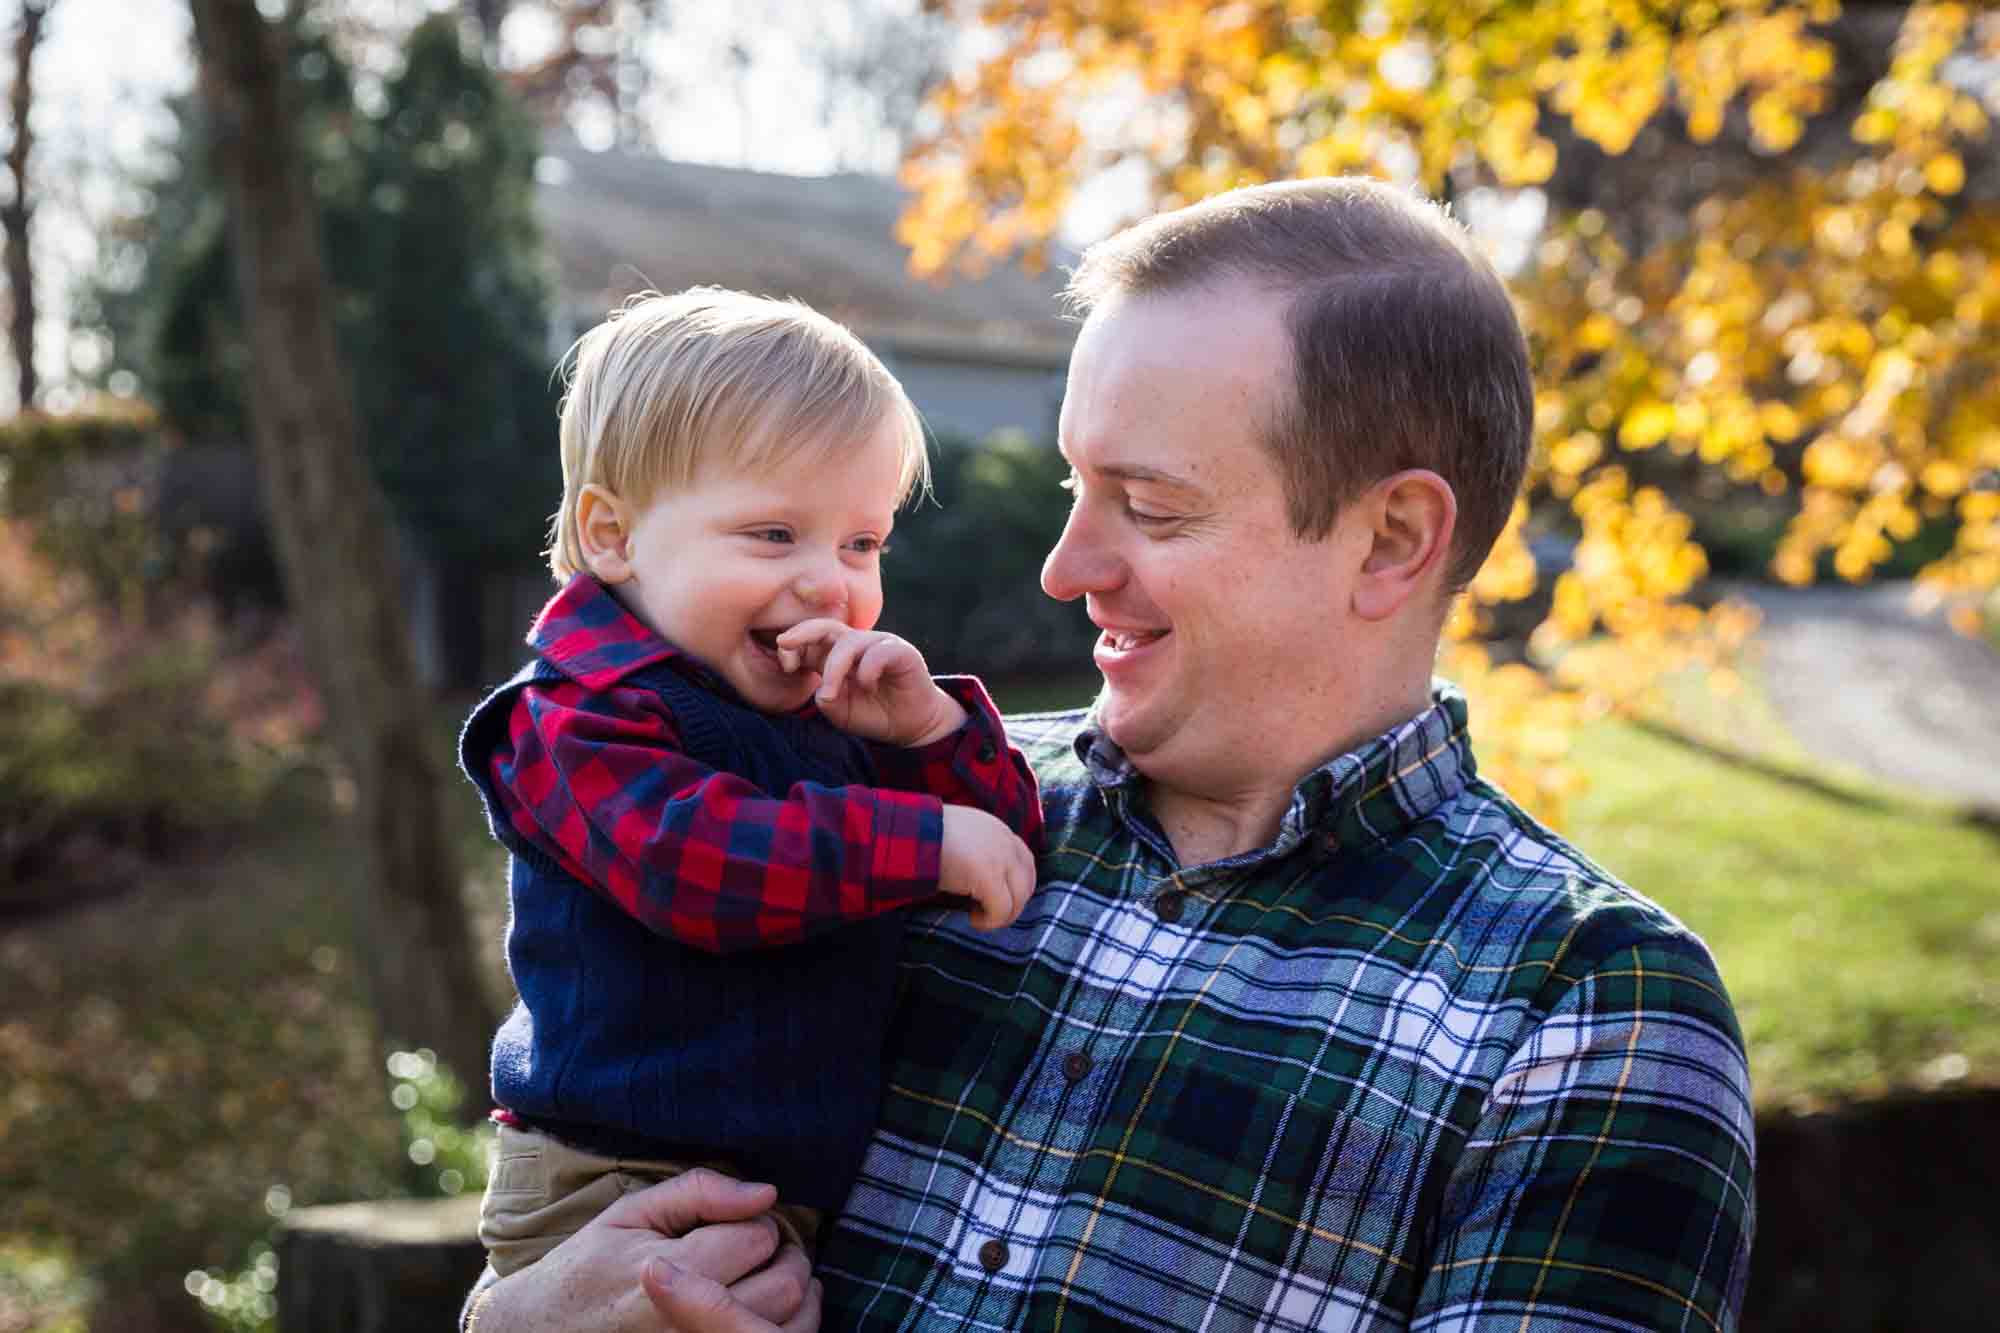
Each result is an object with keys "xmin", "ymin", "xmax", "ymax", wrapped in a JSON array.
[
  {"xmin": 1412, "ymin": 932, "xmax": 1757, "ymax": 1331},
  {"xmin": 488, "ymin": 676, "xmax": 945, "ymax": 954},
  {"xmin": 864, "ymin": 675, "xmax": 1045, "ymax": 853}
]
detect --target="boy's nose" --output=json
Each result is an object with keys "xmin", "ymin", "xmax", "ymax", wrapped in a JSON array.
[{"xmin": 794, "ymin": 566, "xmax": 846, "ymax": 613}]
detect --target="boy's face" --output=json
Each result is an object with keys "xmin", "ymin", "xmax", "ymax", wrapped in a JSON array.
[{"xmin": 598, "ymin": 415, "xmax": 906, "ymax": 713}]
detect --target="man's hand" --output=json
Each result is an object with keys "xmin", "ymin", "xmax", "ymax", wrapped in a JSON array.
[
  {"xmin": 940, "ymin": 805, "xmax": 1036, "ymax": 930},
  {"xmin": 473, "ymin": 1170, "xmax": 816, "ymax": 1332},
  {"xmin": 774, "ymin": 621, "xmax": 965, "ymax": 746}
]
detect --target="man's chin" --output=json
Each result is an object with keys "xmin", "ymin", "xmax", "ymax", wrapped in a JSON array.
[{"xmin": 1095, "ymin": 695, "xmax": 1168, "ymax": 763}]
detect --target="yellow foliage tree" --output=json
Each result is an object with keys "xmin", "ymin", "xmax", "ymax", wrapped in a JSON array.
[{"xmin": 900, "ymin": 0, "xmax": 2000, "ymax": 822}]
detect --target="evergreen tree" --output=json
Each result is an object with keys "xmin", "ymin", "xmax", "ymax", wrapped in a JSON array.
[
  {"xmin": 88, "ymin": 13, "xmax": 557, "ymax": 635},
  {"xmin": 352, "ymin": 14, "xmax": 558, "ymax": 575}
]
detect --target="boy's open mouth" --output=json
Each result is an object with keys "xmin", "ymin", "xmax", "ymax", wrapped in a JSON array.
[{"xmin": 749, "ymin": 628, "xmax": 785, "ymax": 654}]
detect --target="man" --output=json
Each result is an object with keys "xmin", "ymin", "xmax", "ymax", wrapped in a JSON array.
[{"xmin": 467, "ymin": 178, "xmax": 1756, "ymax": 1332}]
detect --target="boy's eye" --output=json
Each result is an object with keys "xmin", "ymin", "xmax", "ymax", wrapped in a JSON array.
[
  {"xmin": 748, "ymin": 527, "xmax": 792, "ymax": 543},
  {"xmin": 846, "ymin": 535, "xmax": 885, "ymax": 555}
]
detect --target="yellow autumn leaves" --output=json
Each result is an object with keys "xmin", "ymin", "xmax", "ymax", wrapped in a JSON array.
[{"xmin": 900, "ymin": 0, "xmax": 1998, "ymax": 823}]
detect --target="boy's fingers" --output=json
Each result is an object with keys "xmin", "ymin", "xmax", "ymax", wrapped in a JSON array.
[
  {"xmin": 774, "ymin": 618, "xmax": 848, "ymax": 649},
  {"xmin": 816, "ymin": 635, "xmax": 868, "ymax": 702},
  {"xmin": 857, "ymin": 636, "xmax": 917, "ymax": 691}
]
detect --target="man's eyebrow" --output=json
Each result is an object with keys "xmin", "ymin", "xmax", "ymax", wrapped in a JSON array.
[{"xmin": 1095, "ymin": 462, "xmax": 1204, "ymax": 492}]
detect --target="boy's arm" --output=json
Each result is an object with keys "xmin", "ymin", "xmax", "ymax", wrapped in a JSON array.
[
  {"xmin": 489, "ymin": 677, "xmax": 946, "ymax": 954},
  {"xmin": 863, "ymin": 675, "xmax": 1044, "ymax": 853}
]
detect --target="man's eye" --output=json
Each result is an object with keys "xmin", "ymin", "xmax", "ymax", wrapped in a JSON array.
[{"xmin": 1128, "ymin": 507, "xmax": 1174, "ymax": 526}]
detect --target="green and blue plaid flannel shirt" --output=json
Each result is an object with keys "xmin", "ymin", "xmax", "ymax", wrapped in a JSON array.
[{"xmin": 816, "ymin": 684, "xmax": 1755, "ymax": 1331}]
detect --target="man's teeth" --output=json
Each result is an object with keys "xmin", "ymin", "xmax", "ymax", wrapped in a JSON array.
[{"xmin": 1104, "ymin": 629, "xmax": 1165, "ymax": 651}]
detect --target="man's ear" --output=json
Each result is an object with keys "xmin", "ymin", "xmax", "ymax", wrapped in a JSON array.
[
  {"xmin": 1352, "ymin": 469, "xmax": 1456, "ymax": 622},
  {"xmin": 576, "ymin": 484, "xmax": 637, "ymax": 584}
]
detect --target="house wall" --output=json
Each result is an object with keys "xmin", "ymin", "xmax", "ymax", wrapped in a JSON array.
[{"xmin": 884, "ymin": 353, "xmax": 1067, "ymax": 445}]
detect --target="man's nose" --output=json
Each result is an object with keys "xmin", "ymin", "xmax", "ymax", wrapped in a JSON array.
[{"xmin": 1041, "ymin": 504, "xmax": 1116, "ymax": 603}]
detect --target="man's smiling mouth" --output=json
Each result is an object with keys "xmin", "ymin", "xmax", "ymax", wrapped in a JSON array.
[{"xmin": 1100, "ymin": 629, "xmax": 1168, "ymax": 652}]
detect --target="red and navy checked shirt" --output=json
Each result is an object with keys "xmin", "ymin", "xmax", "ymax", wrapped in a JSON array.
[{"xmin": 483, "ymin": 576, "xmax": 1043, "ymax": 954}]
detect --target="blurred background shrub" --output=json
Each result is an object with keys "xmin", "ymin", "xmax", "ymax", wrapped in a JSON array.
[{"xmin": 878, "ymin": 428, "xmax": 1097, "ymax": 685}]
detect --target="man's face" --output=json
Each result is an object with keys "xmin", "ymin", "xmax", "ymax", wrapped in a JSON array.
[{"xmin": 1043, "ymin": 282, "xmax": 1376, "ymax": 794}]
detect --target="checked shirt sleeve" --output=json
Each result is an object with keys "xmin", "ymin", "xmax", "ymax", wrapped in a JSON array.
[
  {"xmin": 1414, "ymin": 930, "xmax": 1757, "ymax": 1332},
  {"xmin": 863, "ymin": 675, "xmax": 1044, "ymax": 852},
  {"xmin": 489, "ymin": 677, "xmax": 945, "ymax": 954}
]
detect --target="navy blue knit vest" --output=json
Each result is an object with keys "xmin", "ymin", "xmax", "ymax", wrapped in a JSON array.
[{"xmin": 459, "ymin": 658, "xmax": 905, "ymax": 1211}]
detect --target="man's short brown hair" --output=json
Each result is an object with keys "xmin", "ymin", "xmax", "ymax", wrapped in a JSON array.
[{"xmin": 1064, "ymin": 178, "xmax": 1532, "ymax": 590}]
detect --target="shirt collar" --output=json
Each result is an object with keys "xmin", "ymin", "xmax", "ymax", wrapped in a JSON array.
[
  {"xmin": 527, "ymin": 574, "xmax": 685, "ymax": 691},
  {"xmin": 1072, "ymin": 680, "xmax": 1476, "ymax": 859}
]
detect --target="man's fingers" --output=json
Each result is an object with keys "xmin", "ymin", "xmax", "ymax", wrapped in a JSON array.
[
  {"xmin": 642, "ymin": 1257, "xmax": 779, "ymax": 1333},
  {"xmin": 726, "ymin": 1243, "xmax": 813, "ymax": 1323},
  {"xmin": 600, "ymin": 1168, "xmax": 777, "ymax": 1237},
  {"xmin": 665, "ymin": 1217, "xmax": 785, "ymax": 1288},
  {"xmin": 779, "ymin": 1278, "xmax": 822, "ymax": 1333}
]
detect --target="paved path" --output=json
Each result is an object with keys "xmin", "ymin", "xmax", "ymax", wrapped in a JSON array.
[{"xmin": 1721, "ymin": 580, "xmax": 2000, "ymax": 811}]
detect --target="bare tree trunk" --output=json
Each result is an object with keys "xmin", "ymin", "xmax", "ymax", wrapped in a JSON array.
[
  {"xmin": 188, "ymin": 0, "xmax": 496, "ymax": 1091},
  {"xmin": 3, "ymin": 0, "xmax": 51, "ymax": 413}
]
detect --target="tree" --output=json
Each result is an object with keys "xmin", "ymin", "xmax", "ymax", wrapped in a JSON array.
[
  {"xmin": 187, "ymin": 0, "xmax": 496, "ymax": 1090},
  {"xmin": 3, "ymin": 0, "xmax": 54, "ymax": 412},
  {"xmin": 353, "ymin": 14, "xmax": 558, "ymax": 576},
  {"xmin": 90, "ymin": 12, "xmax": 559, "ymax": 676},
  {"xmin": 898, "ymin": 0, "xmax": 2000, "ymax": 819}
]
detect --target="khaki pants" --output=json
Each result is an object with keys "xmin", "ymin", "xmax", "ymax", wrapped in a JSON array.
[{"xmin": 479, "ymin": 1124, "xmax": 820, "ymax": 1277}]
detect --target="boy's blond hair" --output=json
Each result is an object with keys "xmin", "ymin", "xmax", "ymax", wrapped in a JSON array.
[{"xmin": 548, "ymin": 286, "xmax": 930, "ymax": 581}]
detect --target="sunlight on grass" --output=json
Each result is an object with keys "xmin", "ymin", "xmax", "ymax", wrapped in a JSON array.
[{"xmin": 1565, "ymin": 714, "xmax": 2000, "ymax": 1112}]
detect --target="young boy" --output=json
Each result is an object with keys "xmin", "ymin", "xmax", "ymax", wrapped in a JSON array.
[{"xmin": 458, "ymin": 287, "xmax": 1043, "ymax": 1277}]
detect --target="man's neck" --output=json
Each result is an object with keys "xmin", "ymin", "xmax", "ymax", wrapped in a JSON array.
[
  {"xmin": 1149, "ymin": 782, "xmax": 1295, "ymax": 867},
  {"xmin": 1139, "ymin": 672, "xmax": 1437, "ymax": 869}
]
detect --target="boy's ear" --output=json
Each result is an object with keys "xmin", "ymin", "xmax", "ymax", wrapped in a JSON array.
[{"xmin": 576, "ymin": 484, "xmax": 637, "ymax": 584}]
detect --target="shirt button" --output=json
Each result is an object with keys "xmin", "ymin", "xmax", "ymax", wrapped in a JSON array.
[
  {"xmin": 978, "ymin": 1238, "xmax": 1009, "ymax": 1273},
  {"xmin": 1061, "ymin": 1050, "xmax": 1093, "ymax": 1083},
  {"xmin": 976, "ymin": 740, "xmax": 998, "ymax": 763},
  {"xmin": 1154, "ymin": 890, "xmax": 1185, "ymax": 923}
]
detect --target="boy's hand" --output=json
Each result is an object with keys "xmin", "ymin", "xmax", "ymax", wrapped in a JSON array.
[
  {"xmin": 939, "ymin": 805, "xmax": 1036, "ymax": 931},
  {"xmin": 775, "ymin": 620, "xmax": 967, "ymax": 746}
]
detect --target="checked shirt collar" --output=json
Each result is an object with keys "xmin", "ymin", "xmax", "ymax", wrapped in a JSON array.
[
  {"xmin": 1070, "ymin": 679, "xmax": 1477, "ymax": 869},
  {"xmin": 528, "ymin": 573, "xmax": 750, "ymax": 705}
]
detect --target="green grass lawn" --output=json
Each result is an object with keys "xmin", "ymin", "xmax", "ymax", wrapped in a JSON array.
[{"xmin": 1565, "ymin": 715, "xmax": 2000, "ymax": 1112}]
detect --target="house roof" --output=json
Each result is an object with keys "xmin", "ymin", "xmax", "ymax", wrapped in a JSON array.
[{"xmin": 534, "ymin": 136, "xmax": 1078, "ymax": 367}]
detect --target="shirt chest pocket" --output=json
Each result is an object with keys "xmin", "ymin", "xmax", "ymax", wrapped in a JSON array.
[{"xmin": 1076, "ymin": 1055, "xmax": 1431, "ymax": 1296}]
